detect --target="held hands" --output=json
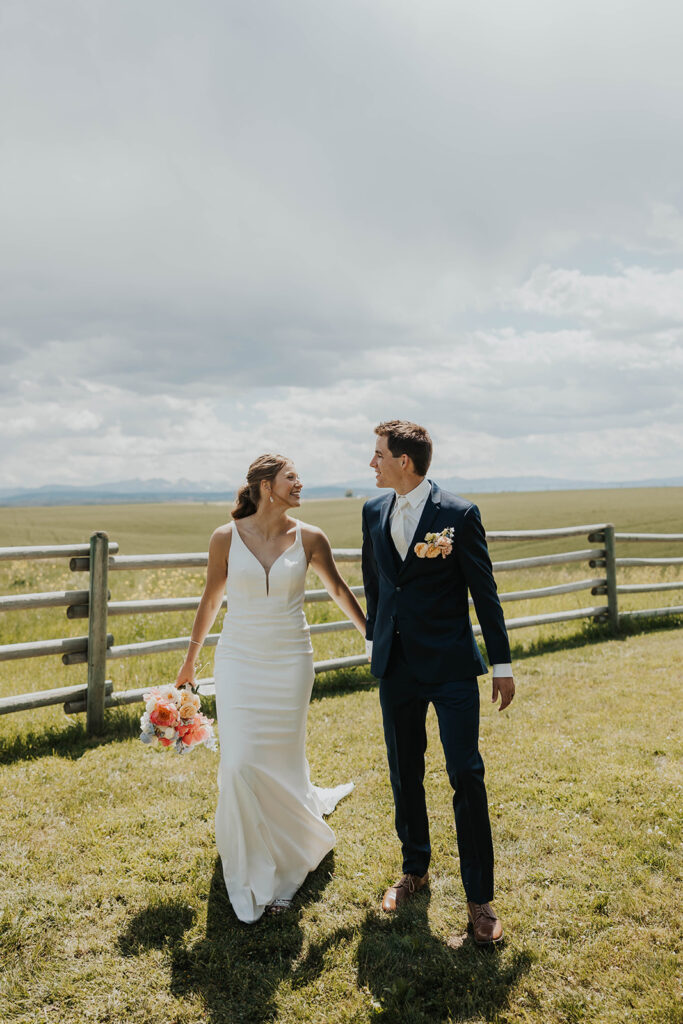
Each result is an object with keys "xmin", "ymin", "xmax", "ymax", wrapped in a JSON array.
[{"xmin": 492, "ymin": 675, "xmax": 515, "ymax": 711}]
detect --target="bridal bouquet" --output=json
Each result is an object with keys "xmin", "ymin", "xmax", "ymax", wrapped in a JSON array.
[{"xmin": 139, "ymin": 683, "xmax": 216, "ymax": 754}]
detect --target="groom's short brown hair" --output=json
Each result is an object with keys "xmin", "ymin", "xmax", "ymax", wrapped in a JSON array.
[{"xmin": 375, "ymin": 420, "xmax": 433, "ymax": 476}]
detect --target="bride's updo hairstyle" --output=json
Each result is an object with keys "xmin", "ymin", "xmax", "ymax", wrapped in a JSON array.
[{"xmin": 232, "ymin": 454, "xmax": 290, "ymax": 520}]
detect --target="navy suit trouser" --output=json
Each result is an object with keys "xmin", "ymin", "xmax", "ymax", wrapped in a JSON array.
[{"xmin": 379, "ymin": 635, "xmax": 494, "ymax": 904}]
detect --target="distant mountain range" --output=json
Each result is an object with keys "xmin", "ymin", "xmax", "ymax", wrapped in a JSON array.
[{"xmin": 0, "ymin": 475, "xmax": 681, "ymax": 506}]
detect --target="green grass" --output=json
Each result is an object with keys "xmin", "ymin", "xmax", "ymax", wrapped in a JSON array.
[
  {"xmin": 1, "ymin": 629, "xmax": 681, "ymax": 1023},
  {"xmin": 0, "ymin": 491, "xmax": 681, "ymax": 1022}
]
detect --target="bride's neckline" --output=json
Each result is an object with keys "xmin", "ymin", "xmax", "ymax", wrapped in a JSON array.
[{"xmin": 232, "ymin": 519, "xmax": 300, "ymax": 594}]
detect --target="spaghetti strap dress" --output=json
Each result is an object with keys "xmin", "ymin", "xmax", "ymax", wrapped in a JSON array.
[{"xmin": 213, "ymin": 518, "xmax": 353, "ymax": 922}]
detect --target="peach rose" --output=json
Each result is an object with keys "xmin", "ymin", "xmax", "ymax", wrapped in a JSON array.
[
  {"xmin": 178, "ymin": 701, "xmax": 198, "ymax": 720},
  {"xmin": 425, "ymin": 545, "xmax": 441, "ymax": 558},
  {"xmin": 414, "ymin": 542, "xmax": 428, "ymax": 558}
]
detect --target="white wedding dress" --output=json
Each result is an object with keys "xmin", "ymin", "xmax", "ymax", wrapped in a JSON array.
[{"xmin": 213, "ymin": 518, "xmax": 353, "ymax": 923}]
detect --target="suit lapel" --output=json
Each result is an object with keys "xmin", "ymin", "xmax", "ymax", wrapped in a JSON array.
[
  {"xmin": 375, "ymin": 492, "xmax": 398, "ymax": 577},
  {"xmin": 398, "ymin": 481, "xmax": 441, "ymax": 576}
]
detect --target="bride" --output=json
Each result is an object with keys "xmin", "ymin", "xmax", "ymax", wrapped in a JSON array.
[{"xmin": 176, "ymin": 454, "xmax": 367, "ymax": 922}]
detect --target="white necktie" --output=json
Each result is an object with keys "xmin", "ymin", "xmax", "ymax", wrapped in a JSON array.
[{"xmin": 391, "ymin": 494, "xmax": 411, "ymax": 560}]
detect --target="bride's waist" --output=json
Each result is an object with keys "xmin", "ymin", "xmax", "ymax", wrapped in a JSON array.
[
  {"xmin": 220, "ymin": 611, "xmax": 309, "ymax": 635},
  {"xmin": 217, "ymin": 618, "xmax": 312, "ymax": 656}
]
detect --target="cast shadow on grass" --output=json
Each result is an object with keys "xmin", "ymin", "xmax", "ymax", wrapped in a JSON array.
[
  {"xmin": 121, "ymin": 853, "xmax": 336, "ymax": 1024},
  {"xmin": 292, "ymin": 894, "xmax": 534, "ymax": 1024},
  {"xmin": 119, "ymin": 900, "xmax": 197, "ymax": 954},
  {"xmin": 0, "ymin": 705, "xmax": 142, "ymax": 764},
  {"xmin": 119, "ymin": 863, "xmax": 532, "ymax": 1024},
  {"xmin": 508, "ymin": 614, "xmax": 683, "ymax": 662}
]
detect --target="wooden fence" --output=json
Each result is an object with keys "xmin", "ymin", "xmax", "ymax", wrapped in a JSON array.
[{"xmin": 1, "ymin": 524, "xmax": 682, "ymax": 734}]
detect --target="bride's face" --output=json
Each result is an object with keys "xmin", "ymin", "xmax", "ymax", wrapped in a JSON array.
[{"xmin": 269, "ymin": 463, "xmax": 302, "ymax": 508}]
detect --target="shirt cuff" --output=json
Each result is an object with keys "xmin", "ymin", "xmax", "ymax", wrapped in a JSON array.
[
  {"xmin": 365, "ymin": 639, "xmax": 373, "ymax": 660},
  {"xmin": 492, "ymin": 663, "xmax": 512, "ymax": 677}
]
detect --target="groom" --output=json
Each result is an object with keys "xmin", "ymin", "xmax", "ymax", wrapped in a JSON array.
[{"xmin": 362, "ymin": 420, "xmax": 515, "ymax": 945}]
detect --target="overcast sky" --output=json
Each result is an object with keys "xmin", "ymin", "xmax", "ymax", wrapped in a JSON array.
[{"xmin": 2, "ymin": 0, "xmax": 682, "ymax": 490}]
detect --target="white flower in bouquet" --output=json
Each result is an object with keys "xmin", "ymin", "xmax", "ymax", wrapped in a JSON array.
[{"xmin": 139, "ymin": 712, "xmax": 154, "ymax": 734}]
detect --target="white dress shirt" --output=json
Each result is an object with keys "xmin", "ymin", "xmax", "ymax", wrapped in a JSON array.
[
  {"xmin": 390, "ymin": 476, "xmax": 432, "ymax": 560},
  {"xmin": 366, "ymin": 478, "xmax": 512, "ymax": 678}
]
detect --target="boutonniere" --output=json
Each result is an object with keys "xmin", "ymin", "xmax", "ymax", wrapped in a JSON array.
[{"xmin": 414, "ymin": 527, "xmax": 454, "ymax": 559}]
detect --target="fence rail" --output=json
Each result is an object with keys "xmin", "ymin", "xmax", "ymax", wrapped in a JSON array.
[
  {"xmin": 0, "ymin": 543, "xmax": 119, "ymax": 561},
  {"xmin": 0, "ymin": 590, "xmax": 91, "ymax": 612},
  {"xmin": 616, "ymin": 557, "xmax": 683, "ymax": 567},
  {"xmin": 1, "ymin": 523, "xmax": 681, "ymax": 733}
]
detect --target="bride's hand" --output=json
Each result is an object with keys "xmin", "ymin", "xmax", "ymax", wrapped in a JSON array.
[{"xmin": 175, "ymin": 661, "xmax": 196, "ymax": 689}]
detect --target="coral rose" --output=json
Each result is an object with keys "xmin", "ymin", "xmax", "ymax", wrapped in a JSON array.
[
  {"xmin": 414, "ymin": 542, "xmax": 428, "ymax": 558},
  {"xmin": 178, "ymin": 718, "xmax": 207, "ymax": 746},
  {"xmin": 149, "ymin": 702, "xmax": 179, "ymax": 728},
  {"xmin": 425, "ymin": 545, "xmax": 440, "ymax": 558}
]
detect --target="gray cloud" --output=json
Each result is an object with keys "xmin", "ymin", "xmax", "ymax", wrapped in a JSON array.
[{"xmin": 1, "ymin": 0, "xmax": 682, "ymax": 486}]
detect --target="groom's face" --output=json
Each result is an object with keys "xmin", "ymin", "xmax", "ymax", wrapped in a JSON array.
[{"xmin": 370, "ymin": 435, "xmax": 404, "ymax": 490}]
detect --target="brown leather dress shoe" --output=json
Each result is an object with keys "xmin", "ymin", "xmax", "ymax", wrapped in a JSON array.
[
  {"xmin": 466, "ymin": 901, "xmax": 504, "ymax": 945},
  {"xmin": 381, "ymin": 872, "xmax": 429, "ymax": 911}
]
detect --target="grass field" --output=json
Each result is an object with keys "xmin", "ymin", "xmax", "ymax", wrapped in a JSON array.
[
  {"xmin": 1, "ymin": 488, "xmax": 681, "ymax": 716},
  {"xmin": 0, "ymin": 491, "xmax": 682, "ymax": 1023},
  {"xmin": 1, "ymin": 486, "xmax": 683, "ymax": 552}
]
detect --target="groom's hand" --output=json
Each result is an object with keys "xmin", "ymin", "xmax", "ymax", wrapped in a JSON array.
[{"xmin": 492, "ymin": 675, "xmax": 515, "ymax": 711}]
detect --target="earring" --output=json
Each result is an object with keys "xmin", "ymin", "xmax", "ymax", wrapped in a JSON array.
[{"xmin": 269, "ymin": 495, "xmax": 274, "ymax": 503}]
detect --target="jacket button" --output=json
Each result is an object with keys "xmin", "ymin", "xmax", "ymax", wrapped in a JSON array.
[{"xmin": 395, "ymin": 586, "xmax": 401, "ymax": 592}]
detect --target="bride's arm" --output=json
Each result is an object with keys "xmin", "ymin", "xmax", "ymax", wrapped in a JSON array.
[
  {"xmin": 175, "ymin": 526, "xmax": 231, "ymax": 687},
  {"xmin": 306, "ymin": 527, "xmax": 367, "ymax": 636}
]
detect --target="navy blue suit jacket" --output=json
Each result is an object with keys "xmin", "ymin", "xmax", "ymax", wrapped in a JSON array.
[{"xmin": 361, "ymin": 481, "xmax": 511, "ymax": 683}]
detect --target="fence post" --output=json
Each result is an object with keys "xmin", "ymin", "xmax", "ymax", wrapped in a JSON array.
[
  {"xmin": 604, "ymin": 524, "xmax": 619, "ymax": 634},
  {"xmin": 86, "ymin": 532, "xmax": 109, "ymax": 735}
]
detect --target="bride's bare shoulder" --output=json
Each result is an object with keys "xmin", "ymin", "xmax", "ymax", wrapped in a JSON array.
[
  {"xmin": 298, "ymin": 520, "xmax": 331, "ymax": 555},
  {"xmin": 212, "ymin": 521, "xmax": 234, "ymax": 536},
  {"xmin": 297, "ymin": 519, "xmax": 324, "ymax": 539},
  {"xmin": 210, "ymin": 522, "xmax": 235, "ymax": 550}
]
